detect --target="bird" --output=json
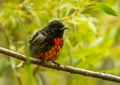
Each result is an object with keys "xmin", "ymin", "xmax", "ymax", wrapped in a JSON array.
[{"xmin": 29, "ymin": 20, "xmax": 68, "ymax": 62}]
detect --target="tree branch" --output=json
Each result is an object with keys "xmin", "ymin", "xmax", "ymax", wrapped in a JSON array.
[{"xmin": 0, "ymin": 47, "xmax": 120, "ymax": 83}]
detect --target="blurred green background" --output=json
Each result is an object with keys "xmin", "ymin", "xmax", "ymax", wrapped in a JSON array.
[{"xmin": 0, "ymin": 0, "xmax": 120, "ymax": 85}]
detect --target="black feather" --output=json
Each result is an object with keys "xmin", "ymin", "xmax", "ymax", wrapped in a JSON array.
[{"xmin": 29, "ymin": 20, "xmax": 66, "ymax": 57}]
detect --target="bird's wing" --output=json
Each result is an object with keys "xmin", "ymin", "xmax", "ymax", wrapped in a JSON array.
[
  {"xmin": 29, "ymin": 31, "xmax": 45, "ymax": 45},
  {"xmin": 29, "ymin": 31, "xmax": 53, "ymax": 56}
]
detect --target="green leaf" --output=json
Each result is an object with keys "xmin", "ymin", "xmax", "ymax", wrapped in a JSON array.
[
  {"xmin": 115, "ymin": 27, "xmax": 120, "ymax": 43},
  {"xmin": 0, "ymin": 60, "xmax": 8, "ymax": 76},
  {"xmin": 73, "ymin": 57, "xmax": 81, "ymax": 67},
  {"xmin": 83, "ymin": 3, "xmax": 118, "ymax": 16},
  {"xmin": 86, "ymin": 17, "xmax": 97, "ymax": 34},
  {"xmin": 88, "ymin": 37, "xmax": 103, "ymax": 48},
  {"xmin": 98, "ymin": 3, "xmax": 118, "ymax": 16},
  {"xmin": 59, "ymin": 3, "xmax": 76, "ymax": 16},
  {"xmin": 83, "ymin": 7, "xmax": 99, "ymax": 13}
]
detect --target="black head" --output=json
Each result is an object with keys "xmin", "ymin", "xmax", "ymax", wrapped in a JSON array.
[{"xmin": 47, "ymin": 20, "xmax": 68, "ymax": 37}]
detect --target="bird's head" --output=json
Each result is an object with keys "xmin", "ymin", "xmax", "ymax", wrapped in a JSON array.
[{"xmin": 47, "ymin": 20, "xmax": 68, "ymax": 37}]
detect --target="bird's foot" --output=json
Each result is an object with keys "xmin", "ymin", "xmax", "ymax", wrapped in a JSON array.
[{"xmin": 52, "ymin": 61, "xmax": 60, "ymax": 68}]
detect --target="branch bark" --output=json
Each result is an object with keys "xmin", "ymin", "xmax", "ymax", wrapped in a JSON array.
[{"xmin": 0, "ymin": 47, "xmax": 120, "ymax": 83}]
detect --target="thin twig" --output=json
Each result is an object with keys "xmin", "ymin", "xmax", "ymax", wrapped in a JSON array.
[{"xmin": 0, "ymin": 47, "xmax": 120, "ymax": 83}]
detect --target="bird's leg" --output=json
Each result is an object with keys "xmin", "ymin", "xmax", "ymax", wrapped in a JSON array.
[
  {"xmin": 40, "ymin": 60, "xmax": 46, "ymax": 65},
  {"xmin": 52, "ymin": 61, "xmax": 60, "ymax": 68}
]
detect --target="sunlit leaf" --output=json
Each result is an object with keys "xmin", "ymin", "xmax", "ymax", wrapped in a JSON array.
[
  {"xmin": 88, "ymin": 37, "xmax": 103, "ymax": 48},
  {"xmin": 83, "ymin": 6, "xmax": 99, "ymax": 13},
  {"xmin": 59, "ymin": 3, "xmax": 76, "ymax": 16},
  {"xmin": 86, "ymin": 17, "xmax": 97, "ymax": 34},
  {"xmin": 83, "ymin": 3, "xmax": 118, "ymax": 16},
  {"xmin": 98, "ymin": 3, "xmax": 118, "ymax": 16}
]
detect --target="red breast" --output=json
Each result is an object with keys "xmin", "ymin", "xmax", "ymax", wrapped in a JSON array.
[{"xmin": 37, "ymin": 37, "xmax": 63, "ymax": 61}]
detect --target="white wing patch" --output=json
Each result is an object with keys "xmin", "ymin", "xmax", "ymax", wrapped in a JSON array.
[{"xmin": 32, "ymin": 33, "xmax": 45, "ymax": 44}]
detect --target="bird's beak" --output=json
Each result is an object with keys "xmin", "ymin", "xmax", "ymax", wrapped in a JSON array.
[{"xmin": 60, "ymin": 26, "xmax": 68, "ymax": 31}]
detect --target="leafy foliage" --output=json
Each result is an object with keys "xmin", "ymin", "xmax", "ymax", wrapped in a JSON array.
[{"xmin": 0, "ymin": 0, "xmax": 120, "ymax": 85}]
